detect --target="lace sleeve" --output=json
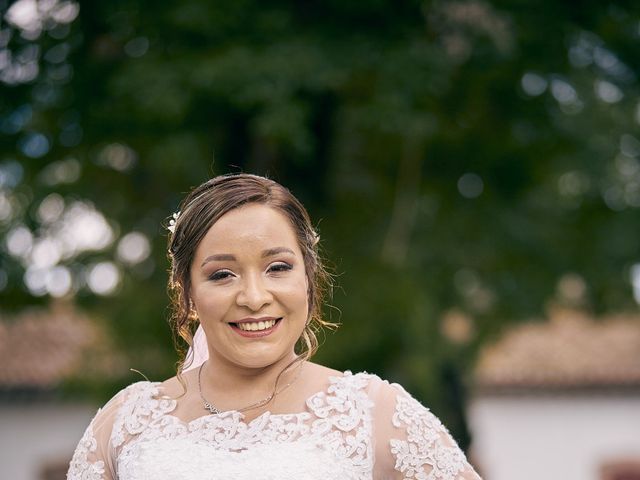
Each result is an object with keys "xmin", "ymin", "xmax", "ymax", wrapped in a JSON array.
[
  {"xmin": 370, "ymin": 379, "xmax": 482, "ymax": 480},
  {"xmin": 67, "ymin": 388, "xmax": 126, "ymax": 480}
]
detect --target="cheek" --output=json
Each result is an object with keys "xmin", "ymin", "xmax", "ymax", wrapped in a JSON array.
[
  {"xmin": 191, "ymin": 285, "xmax": 228, "ymax": 316},
  {"xmin": 280, "ymin": 277, "xmax": 309, "ymax": 313}
]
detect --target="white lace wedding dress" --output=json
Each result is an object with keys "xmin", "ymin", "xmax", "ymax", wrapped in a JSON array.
[{"xmin": 67, "ymin": 371, "xmax": 481, "ymax": 480}]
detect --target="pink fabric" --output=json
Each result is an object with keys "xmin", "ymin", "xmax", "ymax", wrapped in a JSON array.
[{"xmin": 182, "ymin": 324, "xmax": 209, "ymax": 372}]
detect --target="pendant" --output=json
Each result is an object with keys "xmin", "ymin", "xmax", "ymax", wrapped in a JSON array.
[{"xmin": 204, "ymin": 402, "xmax": 222, "ymax": 414}]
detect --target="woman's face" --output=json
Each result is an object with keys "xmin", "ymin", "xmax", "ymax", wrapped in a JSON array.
[{"xmin": 189, "ymin": 203, "xmax": 309, "ymax": 370}]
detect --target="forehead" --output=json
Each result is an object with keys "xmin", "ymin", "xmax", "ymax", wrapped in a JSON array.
[{"xmin": 195, "ymin": 203, "xmax": 300, "ymax": 256}]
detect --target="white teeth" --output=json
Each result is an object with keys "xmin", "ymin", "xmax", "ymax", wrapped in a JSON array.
[{"xmin": 237, "ymin": 319, "xmax": 277, "ymax": 331}]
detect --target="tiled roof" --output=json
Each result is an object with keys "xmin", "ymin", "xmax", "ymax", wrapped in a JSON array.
[
  {"xmin": 474, "ymin": 308, "xmax": 640, "ymax": 390},
  {"xmin": 0, "ymin": 303, "xmax": 111, "ymax": 389}
]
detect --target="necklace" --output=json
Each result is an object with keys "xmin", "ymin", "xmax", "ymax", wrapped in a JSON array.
[{"xmin": 197, "ymin": 360, "xmax": 303, "ymax": 415}]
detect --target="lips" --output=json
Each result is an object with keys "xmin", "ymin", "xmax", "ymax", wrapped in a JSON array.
[{"xmin": 229, "ymin": 317, "xmax": 282, "ymax": 337}]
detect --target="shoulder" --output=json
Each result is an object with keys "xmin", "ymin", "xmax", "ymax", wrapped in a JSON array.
[
  {"xmin": 109, "ymin": 380, "xmax": 163, "ymax": 410},
  {"xmin": 94, "ymin": 380, "xmax": 176, "ymax": 448},
  {"xmin": 91, "ymin": 380, "xmax": 158, "ymax": 421},
  {"xmin": 76, "ymin": 381, "xmax": 159, "ymax": 446},
  {"xmin": 311, "ymin": 369, "xmax": 408, "ymax": 413},
  {"xmin": 304, "ymin": 364, "xmax": 379, "ymax": 397},
  {"xmin": 307, "ymin": 367, "xmax": 407, "ymax": 399},
  {"xmin": 340, "ymin": 372, "xmax": 448, "ymax": 433},
  {"xmin": 306, "ymin": 370, "xmax": 445, "ymax": 435},
  {"xmin": 358, "ymin": 375, "xmax": 442, "ymax": 426},
  {"xmin": 332, "ymin": 370, "xmax": 413, "ymax": 403}
]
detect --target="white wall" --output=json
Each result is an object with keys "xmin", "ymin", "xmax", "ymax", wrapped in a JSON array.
[
  {"xmin": 467, "ymin": 394, "xmax": 640, "ymax": 480},
  {"xmin": 0, "ymin": 402, "xmax": 97, "ymax": 480}
]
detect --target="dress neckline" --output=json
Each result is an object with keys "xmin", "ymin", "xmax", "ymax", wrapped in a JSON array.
[{"xmin": 139, "ymin": 370, "xmax": 371, "ymax": 428}]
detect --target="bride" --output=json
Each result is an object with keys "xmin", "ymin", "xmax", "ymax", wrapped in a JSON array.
[{"xmin": 67, "ymin": 173, "xmax": 482, "ymax": 480}]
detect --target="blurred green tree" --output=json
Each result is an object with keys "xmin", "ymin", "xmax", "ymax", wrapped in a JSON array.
[{"xmin": 1, "ymin": 0, "xmax": 640, "ymax": 446}]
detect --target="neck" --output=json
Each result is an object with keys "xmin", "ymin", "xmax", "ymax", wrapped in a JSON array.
[{"xmin": 199, "ymin": 351, "xmax": 302, "ymax": 406}]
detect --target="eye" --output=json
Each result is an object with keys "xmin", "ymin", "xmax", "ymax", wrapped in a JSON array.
[
  {"xmin": 267, "ymin": 262, "xmax": 293, "ymax": 273},
  {"xmin": 208, "ymin": 269, "xmax": 234, "ymax": 281}
]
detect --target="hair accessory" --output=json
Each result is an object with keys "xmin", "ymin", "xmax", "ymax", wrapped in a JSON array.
[{"xmin": 168, "ymin": 211, "xmax": 181, "ymax": 234}]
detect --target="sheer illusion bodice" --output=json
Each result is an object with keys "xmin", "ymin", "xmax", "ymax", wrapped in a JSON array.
[{"xmin": 67, "ymin": 371, "xmax": 481, "ymax": 480}]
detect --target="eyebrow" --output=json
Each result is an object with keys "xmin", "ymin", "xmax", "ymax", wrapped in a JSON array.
[
  {"xmin": 261, "ymin": 247, "xmax": 295, "ymax": 258},
  {"xmin": 200, "ymin": 247, "xmax": 295, "ymax": 267},
  {"xmin": 201, "ymin": 254, "xmax": 236, "ymax": 266}
]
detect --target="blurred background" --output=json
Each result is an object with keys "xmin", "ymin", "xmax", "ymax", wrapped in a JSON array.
[{"xmin": 1, "ymin": 0, "xmax": 640, "ymax": 479}]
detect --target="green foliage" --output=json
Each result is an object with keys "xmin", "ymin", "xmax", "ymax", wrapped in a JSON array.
[{"xmin": 2, "ymin": 0, "xmax": 640, "ymax": 446}]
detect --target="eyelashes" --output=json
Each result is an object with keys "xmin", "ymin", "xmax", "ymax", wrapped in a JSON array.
[
  {"xmin": 208, "ymin": 269, "xmax": 234, "ymax": 281},
  {"xmin": 268, "ymin": 262, "xmax": 293, "ymax": 273},
  {"xmin": 207, "ymin": 262, "xmax": 293, "ymax": 282}
]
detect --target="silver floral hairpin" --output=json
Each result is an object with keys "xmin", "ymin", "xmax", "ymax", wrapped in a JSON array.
[{"xmin": 168, "ymin": 211, "xmax": 181, "ymax": 234}]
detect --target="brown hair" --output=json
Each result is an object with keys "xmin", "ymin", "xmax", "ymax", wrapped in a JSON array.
[{"xmin": 167, "ymin": 173, "xmax": 334, "ymax": 375}]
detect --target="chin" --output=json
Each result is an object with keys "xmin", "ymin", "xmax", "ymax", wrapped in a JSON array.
[{"xmin": 238, "ymin": 348, "xmax": 296, "ymax": 369}]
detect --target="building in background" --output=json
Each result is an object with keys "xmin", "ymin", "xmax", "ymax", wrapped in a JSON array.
[
  {"xmin": 468, "ymin": 307, "xmax": 640, "ymax": 480},
  {"xmin": 0, "ymin": 303, "xmax": 115, "ymax": 480}
]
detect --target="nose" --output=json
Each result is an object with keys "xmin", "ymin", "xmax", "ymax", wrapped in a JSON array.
[{"xmin": 235, "ymin": 272, "xmax": 272, "ymax": 311}]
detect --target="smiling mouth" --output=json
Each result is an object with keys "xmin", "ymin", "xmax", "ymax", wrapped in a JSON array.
[{"xmin": 230, "ymin": 318, "xmax": 282, "ymax": 332}]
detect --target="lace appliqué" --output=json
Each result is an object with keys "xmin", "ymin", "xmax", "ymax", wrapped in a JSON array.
[
  {"xmin": 113, "ymin": 373, "xmax": 376, "ymax": 480},
  {"xmin": 390, "ymin": 392, "xmax": 467, "ymax": 480},
  {"xmin": 306, "ymin": 372, "xmax": 373, "ymax": 470},
  {"xmin": 111, "ymin": 381, "xmax": 177, "ymax": 448},
  {"xmin": 67, "ymin": 423, "xmax": 106, "ymax": 480}
]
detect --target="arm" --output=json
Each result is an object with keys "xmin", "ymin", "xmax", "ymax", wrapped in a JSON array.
[
  {"xmin": 371, "ymin": 379, "xmax": 481, "ymax": 480},
  {"xmin": 67, "ymin": 390, "xmax": 124, "ymax": 480}
]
